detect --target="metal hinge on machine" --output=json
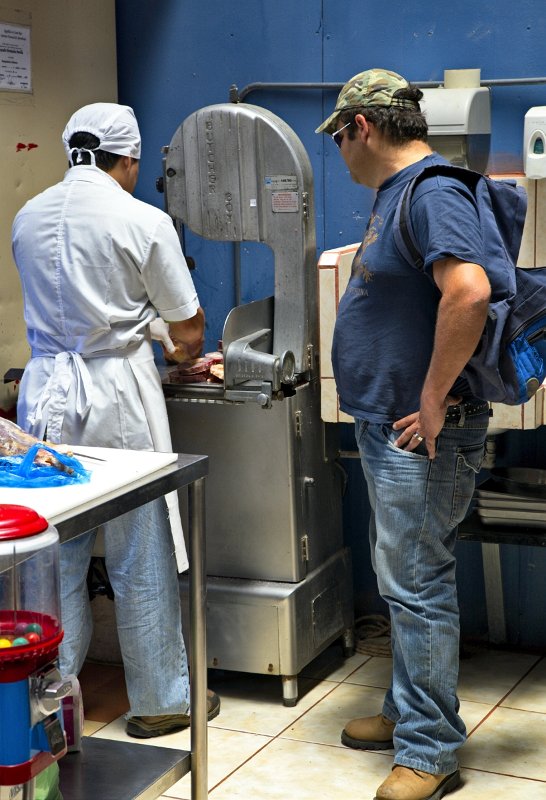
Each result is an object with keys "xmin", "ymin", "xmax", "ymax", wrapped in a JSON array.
[
  {"xmin": 302, "ymin": 191, "xmax": 310, "ymax": 219},
  {"xmin": 300, "ymin": 534, "xmax": 309, "ymax": 562}
]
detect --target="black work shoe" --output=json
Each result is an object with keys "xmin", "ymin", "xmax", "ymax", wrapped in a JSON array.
[{"xmin": 126, "ymin": 689, "xmax": 221, "ymax": 738}]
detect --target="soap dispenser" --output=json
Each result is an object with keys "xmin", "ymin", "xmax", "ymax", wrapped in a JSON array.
[{"xmin": 524, "ymin": 106, "xmax": 546, "ymax": 178}]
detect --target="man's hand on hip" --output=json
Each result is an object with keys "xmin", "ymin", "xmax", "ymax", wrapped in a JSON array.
[{"xmin": 392, "ymin": 394, "xmax": 461, "ymax": 459}]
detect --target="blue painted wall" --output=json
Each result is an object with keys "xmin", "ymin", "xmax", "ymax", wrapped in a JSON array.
[{"xmin": 115, "ymin": 0, "xmax": 546, "ymax": 646}]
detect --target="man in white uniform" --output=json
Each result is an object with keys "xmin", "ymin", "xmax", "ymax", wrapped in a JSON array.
[{"xmin": 12, "ymin": 102, "xmax": 220, "ymax": 737}]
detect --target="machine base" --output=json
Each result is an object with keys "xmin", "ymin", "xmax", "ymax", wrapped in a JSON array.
[
  {"xmin": 59, "ymin": 737, "xmax": 190, "ymax": 800},
  {"xmin": 180, "ymin": 547, "xmax": 354, "ymax": 706}
]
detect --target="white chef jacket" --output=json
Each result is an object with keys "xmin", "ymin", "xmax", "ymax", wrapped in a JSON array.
[{"xmin": 12, "ymin": 165, "xmax": 200, "ymax": 572}]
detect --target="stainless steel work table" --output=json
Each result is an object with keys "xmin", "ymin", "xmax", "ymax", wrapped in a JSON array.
[{"xmin": 49, "ymin": 452, "xmax": 209, "ymax": 800}]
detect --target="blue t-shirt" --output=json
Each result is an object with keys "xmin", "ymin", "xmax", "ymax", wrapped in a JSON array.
[{"xmin": 332, "ymin": 153, "xmax": 485, "ymax": 423}]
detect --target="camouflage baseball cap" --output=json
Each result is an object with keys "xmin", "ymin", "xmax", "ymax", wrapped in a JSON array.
[{"xmin": 316, "ymin": 68, "xmax": 414, "ymax": 134}]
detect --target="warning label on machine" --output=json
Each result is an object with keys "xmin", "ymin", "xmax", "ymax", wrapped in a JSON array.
[
  {"xmin": 271, "ymin": 191, "xmax": 299, "ymax": 213},
  {"xmin": 265, "ymin": 175, "xmax": 298, "ymax": 191}
]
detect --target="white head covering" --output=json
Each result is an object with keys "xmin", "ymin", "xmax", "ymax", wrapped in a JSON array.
[{"xmin": 62, "ymin": 102, "xmax": 141, "ymax": 166}]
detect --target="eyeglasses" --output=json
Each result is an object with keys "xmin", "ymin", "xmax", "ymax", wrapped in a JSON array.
[{"xmin": 331, "ymin": 121, "xmax": 353, "ymax": 149}]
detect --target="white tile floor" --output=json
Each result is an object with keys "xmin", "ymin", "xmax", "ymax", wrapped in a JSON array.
[{"xmin": 81, "ymin": 643, "xmax": 546, "ymax": 799}]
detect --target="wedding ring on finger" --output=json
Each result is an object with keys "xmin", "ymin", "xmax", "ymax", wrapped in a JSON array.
[{"xmin": 412, "ymin": 432, "xmax": 424, "ymax": 443}]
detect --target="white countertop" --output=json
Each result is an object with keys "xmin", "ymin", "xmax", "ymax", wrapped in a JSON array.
[{"xmin": 0, "ymin": 446, "xmax": 178, "ymax": 524}]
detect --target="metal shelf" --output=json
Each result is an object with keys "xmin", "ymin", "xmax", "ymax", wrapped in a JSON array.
[
  {"xmin": 459, "ymin": 511, "xmax": 546, "ymax": 547},
  {"xmin": 59, "ymin": 737, "xmax": 190, "ymax": 800}
]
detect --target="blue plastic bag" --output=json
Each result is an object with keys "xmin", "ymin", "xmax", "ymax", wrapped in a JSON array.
[{"xmin": 0, "ymin": 443, "xmax": 91, "ymax": 488}]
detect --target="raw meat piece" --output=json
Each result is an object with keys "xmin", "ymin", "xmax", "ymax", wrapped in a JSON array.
[{"xmin": 0, "ymin": 418, "xmax": 71, "ymax": 472}]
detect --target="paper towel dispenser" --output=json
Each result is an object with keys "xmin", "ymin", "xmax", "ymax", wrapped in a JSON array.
[{"xmin": 420, "ymin": 87, "xmax": 491, "ymax": 174}]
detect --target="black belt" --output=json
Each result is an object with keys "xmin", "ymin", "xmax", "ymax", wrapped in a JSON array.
[{"xmin": 444, "ymin": 400, "xmax": 490, "ymax": 423}]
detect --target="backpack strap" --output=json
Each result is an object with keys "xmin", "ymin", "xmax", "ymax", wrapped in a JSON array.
[
  {"xmin": 393, "ymin": 164, "xmax": 482, "ymax": 272},
  {"xmin": 394, "ymin": 175, "xmax": 424, "ymax": 270}
]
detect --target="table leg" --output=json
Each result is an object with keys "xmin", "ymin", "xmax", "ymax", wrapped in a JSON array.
[
  {"xmin": 189, "ymin": 477, "xmax": 207, "ymax": 800},
  {"xmin": 481, "ymin": 542, "xmax": 507, "ymax": 644}
]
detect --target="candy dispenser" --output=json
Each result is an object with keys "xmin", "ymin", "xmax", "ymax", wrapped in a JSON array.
[{"xmin": 0, "ymin": 505, "xmax": 71, "ymax": 799}]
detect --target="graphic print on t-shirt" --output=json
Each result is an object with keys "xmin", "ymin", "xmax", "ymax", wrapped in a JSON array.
[{"xmin": 350, "ymin": 212, "xmax": 383, "ymax": 289}]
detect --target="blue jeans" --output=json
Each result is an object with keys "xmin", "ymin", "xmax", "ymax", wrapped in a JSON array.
[
  {"xmin": 355, "ymin": 415, "xmax": 488, "ymax": 774},
  {"xmin": 58, "ymin": 498, "xmax": 190, "ymax": 718}
]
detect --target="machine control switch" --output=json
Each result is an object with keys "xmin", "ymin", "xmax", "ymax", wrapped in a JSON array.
[
  {"xmin": 43, "ymin": 679, "xmax": 73, "ymax": 701},
  {"xmin": 30, "ymin": 666, "xmax": 73, "ymax": 724}
]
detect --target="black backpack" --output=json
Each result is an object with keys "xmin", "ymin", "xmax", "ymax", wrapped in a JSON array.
[{"xmin": 393, "ymin": 163, "xmax": 546, "ymax": 405}]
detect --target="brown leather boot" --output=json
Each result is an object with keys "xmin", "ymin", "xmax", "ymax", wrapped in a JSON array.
[
  {"xmin": 341, "ymin": 713, "xmax": 395, "ymax": 750},
  {"xmin": 375, "ymin": 766, "xmax": 461, "ymax": 800}
]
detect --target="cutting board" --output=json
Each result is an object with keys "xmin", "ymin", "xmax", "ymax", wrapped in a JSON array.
[{"xmin": 0, "ymin": 447, "xmax": 178, "ymax": 524}]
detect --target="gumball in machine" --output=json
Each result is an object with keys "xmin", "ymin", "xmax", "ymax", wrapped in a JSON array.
[{"xmin": 0, "ymin": 504, "xmax": 72, "ymax": 800}]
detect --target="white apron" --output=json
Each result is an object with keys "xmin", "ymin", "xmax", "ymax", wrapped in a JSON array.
[{"xmin": 17, "ymin": 337, "xmax": 189, "ymax": 572}]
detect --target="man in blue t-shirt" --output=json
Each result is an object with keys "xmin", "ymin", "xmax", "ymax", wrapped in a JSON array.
[{"xmin": 316, "ymin": 69, "xmax": 492, "ymax": 800}]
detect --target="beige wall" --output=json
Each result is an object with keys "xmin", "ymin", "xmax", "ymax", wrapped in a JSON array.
[{"xmin": 0, "ymin": 0, "xmax": 117, "ymax": 412}]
